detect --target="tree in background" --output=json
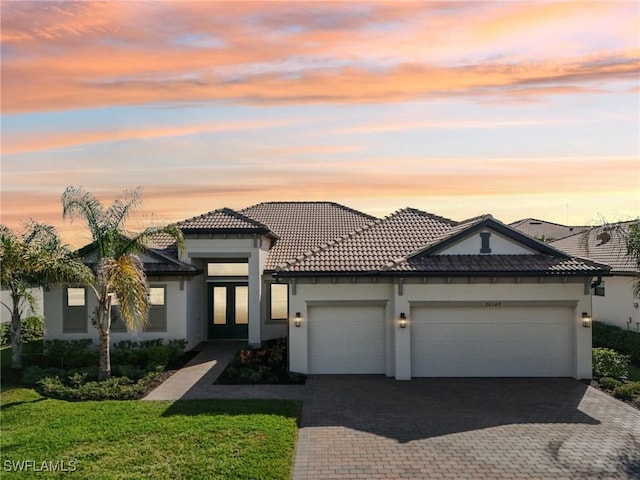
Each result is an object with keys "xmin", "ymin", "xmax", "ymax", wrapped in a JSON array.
[
  {"xmin": 582, "ymin": 219, "xmax": 640, "ymax": 296},
  {"xmin": 0, "ymin": 223, "xmax": 91, "ymax": 368},
  {"xmin": 62, "ymin": 186, "xmax": 184, "ymax": 380}
]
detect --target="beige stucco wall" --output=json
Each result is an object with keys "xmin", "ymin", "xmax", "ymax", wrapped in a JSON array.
[
  {"xmin": 436, "ymin": 229, "xmax": 536, "ymax": 255},
  {"xmin": 288, "ymin": 282, "xmax": 396, "ymax": 376},
  {"xmin": 43, "ymin": 280, "xmax": 188, "ymax": 345},
  {"xmin": 183, "ymin": 235, "xmax": 272, "ymax": 346},
  {"xmin": 593, "ymin": 275, "xmax": 640, "ymax": 331},
  {"xmin": 287, "ymin": 278, "xmax": 593, "ymax": 380}
]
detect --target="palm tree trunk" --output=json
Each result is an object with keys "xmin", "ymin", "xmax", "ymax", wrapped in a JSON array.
[
  {"xmin": 96, "ymin": 297, "xmax": 112, "ymax": 380},
  {"xmin": 98, "ymin": 328, "xmax": 111, "ymax": 380},
  {"xmin": 10, "ymin": 292, "xmax": 22, "ymax": 369}
]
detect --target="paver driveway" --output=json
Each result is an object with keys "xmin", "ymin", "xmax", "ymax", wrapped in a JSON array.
[{"xmin": 293, "ymin": 376, "xmax": 640, "ymax": 480}]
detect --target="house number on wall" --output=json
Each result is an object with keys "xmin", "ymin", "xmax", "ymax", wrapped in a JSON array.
[{"xmin": 485, "ymin": 301, "xmax": 502, "ymax": 307}]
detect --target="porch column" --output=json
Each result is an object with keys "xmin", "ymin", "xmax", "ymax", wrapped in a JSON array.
[
  {"xmin": 248, "ymin": 252, "xmax": 262, "ymax": 346},
  {"xmin": 394, "ymin": 285, "xmax": 411, "ymax": 380}
]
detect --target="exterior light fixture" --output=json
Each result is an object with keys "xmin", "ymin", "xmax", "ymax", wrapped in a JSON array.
[
  {"xmin": 399, "ymin": 312, "xmax": 407, "ymax": 329},
  {"xmin": 582, "ymin": 312, "xmax": 592, "ymax": 328},
  {"xmin": 294, "ymin": 312, "xmax": 302, "ymax": 328}
]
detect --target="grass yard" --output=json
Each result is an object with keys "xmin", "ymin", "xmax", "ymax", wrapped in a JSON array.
[{"xmin": 1, "ymin": 386, "xmax": 300, "ymax": 480}]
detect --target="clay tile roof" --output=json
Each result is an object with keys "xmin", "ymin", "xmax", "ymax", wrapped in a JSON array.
[
  {"xmin": 388, "ymin": 254, "xmax": 608, "ymax": 275},
  {"xmin": 510, "ymin": 218, "xmax": 587, "ymax": 242},
  {"xmin": 550, "ymin": 221, "xmax": 638, "ymax": 273},
  {"xmin": 276, "ymin": 208, "xmax": 456, "ymax": 273},
  {"xmin": 240, "ymin": 202, "xmax": 377, "ymax": 270},
  {"xmin": 176, "ymin": 207, "xmax": 272, "ymax": 233}
]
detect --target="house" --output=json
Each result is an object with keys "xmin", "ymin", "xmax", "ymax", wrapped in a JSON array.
[
  {"xmin": 509, "ymin": 218, "xmax": 586, "ymax": 242},
  {"xmin": 550, "ymin": 222, "xmax": 639, "ymax": 332},
  {"xmin": 43, "ymin": 202, "xmax": 610, "ymax": 380}
]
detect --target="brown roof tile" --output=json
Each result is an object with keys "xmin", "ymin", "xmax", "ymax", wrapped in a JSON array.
[
  {"xmin": 550, "ymin": 221, "xmax": 638, "ymax": 273},
  {"xmin": 276, "ymin": 208, "xmax": 455, "ymax": 272},
  {"xmin": 240, "ymin": 202, "xmax": 377, "ymax": 270},
  {"xmin": 176, "ymin": 207, "xmax": 272, "ymax": 233},
  {"xmin": 388, "ymin": 254, "xmax": 608, "ymax": 275},
  {"xmin": 510, "ymin": 218, "xmax": 587, "ymax": 242}
]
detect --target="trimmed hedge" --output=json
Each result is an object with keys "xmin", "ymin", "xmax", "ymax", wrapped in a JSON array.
[
  {"xmin": 598, "ymin": 376, "xmax": 623, "ymax": 390},
  {"xmin": 23, "ymin": 338, "xmax": 187, "ymax": 400},
  {"xmin": 593, "ymin": 321, "xmax": 640, "ymax": 366},
  {"xmin": 37, "ymin": 372, "xmax": 161, "ymax": 401}
]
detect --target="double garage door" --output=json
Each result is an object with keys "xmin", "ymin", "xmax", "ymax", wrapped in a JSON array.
[{"xmin": 307, "ymin": 303, "xmax": 574, "ymax": 377}]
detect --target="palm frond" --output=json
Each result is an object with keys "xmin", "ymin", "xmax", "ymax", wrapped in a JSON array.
[
  {"xmin": 105, "ymin": 187, "xmax": 143, "ymax": 231},
  {"xmin": 97, "ymin": 256, "xmax": 149, "ymax": 331},
  {"xmin": 124, "ymin": 224, "xmax": 186, "ymax": 258},
  {"xmin": 62, "ymin": 186, "xmax": 109, "ymax": 255}
]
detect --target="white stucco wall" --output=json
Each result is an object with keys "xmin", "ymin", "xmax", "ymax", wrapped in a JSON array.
[
  {"xmin": 288, "ymin": 282, "xmax": 395, "ymax": 376},
  {"xmin": 1, "ymin": 288, "xmax": 43, "ymax": 323},
  {"xmin": 287, "ymin": 278, "xmax": 592, "ymax": 380},
  {"xmin": 436, "ymin": 229, "xmax": 535, "ymax": 255},
  {"xmin": 43, "ymin": 280, "xmax": 189, "ymax": 345},
  {"xmin": 593, "ymin": 276, "xmax": 640, "ymax": 331},
  {"xmin": 183, "ymin": 235, "xmax": 271, "ymax": 345}
]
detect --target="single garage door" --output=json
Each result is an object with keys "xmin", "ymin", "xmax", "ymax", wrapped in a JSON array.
[
  {"xmin": 411, "ymin": 305, "xmax": 573, "ymax": 377},
  {"xmin": 308, "ymin": 304, "xmax": 386, "ymax": 374}
]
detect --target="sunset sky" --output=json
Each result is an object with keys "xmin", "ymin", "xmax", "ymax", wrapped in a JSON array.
[{"xmin": 1, "ymin": 1, "xmax": 639, "ymax": 247}]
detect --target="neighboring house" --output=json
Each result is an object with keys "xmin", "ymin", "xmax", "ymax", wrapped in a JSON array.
[
  {"xmin": 43, "ymin": 202, "xmax": 610, "ymax": 380},
  {"xmin": 550, "ymin": 222, "xmax": 639, "ymax": 332},
  {"xmin": 509, "ymin": 218, "xmax": 586, "ymax": 242}
]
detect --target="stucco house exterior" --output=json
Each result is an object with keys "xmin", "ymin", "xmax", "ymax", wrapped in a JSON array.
[
  {"xmin": 43, "ymin": 202, "xmax": 610, "ymax": 380},
  {"xmin": 550, "ymin": 222, "xmax": 639, "ymax": 332}
]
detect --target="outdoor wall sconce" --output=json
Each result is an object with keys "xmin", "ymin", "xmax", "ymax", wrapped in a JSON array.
[
  {"xmin": 399, "ymin": 313, "xmax": 407, "ymax": 329},
  {"xmin": 294, "ymin": 312, "xmax": 302, "ymax": 328},
  {"xmin": 582, "ymin": 312, "xmax": 592, "ymax": 328}
]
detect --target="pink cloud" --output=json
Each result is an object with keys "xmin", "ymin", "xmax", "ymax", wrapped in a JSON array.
[{"xmin": 1, "ymin": 1, "xmax": 637, "ymax": 113}]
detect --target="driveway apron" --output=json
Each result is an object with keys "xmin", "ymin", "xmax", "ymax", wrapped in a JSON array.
[{"xmin": 292, "ymin": 376, "xmax": 640, "ymax": 480}]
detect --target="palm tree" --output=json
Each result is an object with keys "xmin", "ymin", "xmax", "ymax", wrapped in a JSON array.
[
  {"xmin": 0, "ymin": 222, "xmax": 91, "ymax": 368},
  {"xmin": 62, "ymin": 186, "xmax": 184, "ymax": 380}
]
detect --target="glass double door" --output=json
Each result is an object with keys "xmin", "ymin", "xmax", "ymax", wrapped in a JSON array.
[{"xmin": 207, "ymin": 282, "xmax": 249, "ymax": 340}]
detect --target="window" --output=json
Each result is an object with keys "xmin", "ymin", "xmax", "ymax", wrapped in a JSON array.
[
  {"xmin": 63, "ymin": 287, "xmax": 88, "ymax": 333},
  {"xmin": 270, "ymin": 283, "xmax": 289, "ymax": 321},
  {"xmin": 66, "ymin": 287, "xmax": 86, "ymax": 307},
  {"xmin": 144, "ymin": 286, "xmax": 167, "ymax": 332},
  {"xmin": 207, "ymin": 260, "xmax": 248, "ymax": 277}
]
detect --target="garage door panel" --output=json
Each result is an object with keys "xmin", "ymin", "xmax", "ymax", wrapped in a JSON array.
[
  {"xmin": 308, "ymin": 305, "xmax": 385, "ymax": 374},
  {"xmin": 411, "ymin": 306, "xmax": 573, "ymax": 377}
]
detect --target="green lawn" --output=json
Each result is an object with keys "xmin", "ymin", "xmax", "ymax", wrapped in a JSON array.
[{"xmin": 1, "ymin": 386, "xmax": 300, "ymax": 479}]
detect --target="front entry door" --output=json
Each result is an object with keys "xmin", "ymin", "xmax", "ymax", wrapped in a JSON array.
[{"xmin": 207, "ymin": 283, "xmax": 249, "ymax": 340}]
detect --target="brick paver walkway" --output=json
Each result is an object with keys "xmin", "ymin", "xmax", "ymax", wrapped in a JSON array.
[{"xmin": 293, "ymin": 376, "xmax": 640, "ymax": 480}]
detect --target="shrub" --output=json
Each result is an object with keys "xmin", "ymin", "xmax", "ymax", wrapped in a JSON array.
[
  {"xmin": 112, "ymin": 364, "xmax": 146, "ymax": 380},
  {"xmin": 36, "ymin": 372, "xmax": 162, "ymax": 401},
  {"xmin": 111, "ymin": 339, "xmax": 186, "ymax": 371},
  {"xmin": 593, "ymin": 348, "xmax": 629, "ymax": 379},
  {"xmin": 1, "ymin": 316, "xmax": 45, "ymax": 346},
  {"xmin": 598, "ymin": 376, "xmax": 623, "ymax": 390},
  {"xmin": 43, "ymin": 339, "xmax": 98, "ymax": 369},
  {"xmin": 217, "ymin": 337, "xmax": 305, "ymax": 385},
  {"xmin": 21, "ymin": 366, "xmax": 67, "ymax": 386},
  {"xmin": 593, "ymin": 322, "xmax": 640, "ymax": 366},
  {"xmin": 613, "ymin": 381, "xmax": 640, "ymax": 401}
]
